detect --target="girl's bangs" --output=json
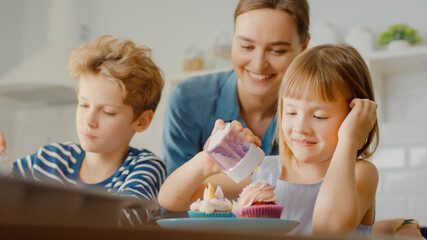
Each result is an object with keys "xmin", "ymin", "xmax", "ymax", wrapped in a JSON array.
[{"xmin": 282, "ymin": 62, "xmax": 349, "ymax": 103}]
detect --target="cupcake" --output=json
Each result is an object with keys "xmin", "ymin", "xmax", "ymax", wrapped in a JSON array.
[
  {"xmin": 233, "ymin": 180, "xmax": 283, "ymax": 218},
  {"xmin": 188, "ymin": 183, "xmax": 234, "ymax": 218}
]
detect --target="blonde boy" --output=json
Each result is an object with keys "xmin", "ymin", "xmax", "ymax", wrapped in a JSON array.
[{"xmin": 2, "ymin": 35, "xmax": 165, "ymax": 224}]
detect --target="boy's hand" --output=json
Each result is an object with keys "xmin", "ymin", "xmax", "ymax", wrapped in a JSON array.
[
  {"xmin": 0, "ymin": 130, "xmax": 6, "ymax": 152},
  {"xmin": 338, "ymin": 98, "xmax": 377, "ymax": 150},
  {"xmin": 211, "ymin": 119, "xmax": 262, "ymax": 147}
]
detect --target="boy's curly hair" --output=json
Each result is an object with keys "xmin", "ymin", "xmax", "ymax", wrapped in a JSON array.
[{"xmin": 69, "ymin": 35, "xmax": 164, "ymax": 120}]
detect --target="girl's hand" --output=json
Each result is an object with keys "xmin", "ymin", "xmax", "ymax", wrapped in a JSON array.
[
  {"xmin": 205, "ymin": 119, "xmax": 262, "ymax": 175},
  {"xmin": 211, "ymin": 119, "xmax": 262, "ymax": 147},
  {"xmin": 338, "ymin": 98, "xmax": 377, "ymax": 150},
  {"xmin": 0, "ymin": 130, "xmax": 6, "ymax": 152}
]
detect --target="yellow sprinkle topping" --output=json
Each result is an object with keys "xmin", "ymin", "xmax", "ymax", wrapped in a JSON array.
[{"xmin": 207, "ymin": 182, "xmax": 215, "ymax": 199}]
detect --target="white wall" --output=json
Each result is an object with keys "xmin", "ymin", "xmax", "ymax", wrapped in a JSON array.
[
  {"xmin": 374, "ymin": 70, "xmax": 427, "ymax": 224},
  {"xmin": 309, "ymin": 0, "xmax": 427, "ymax": 47},
  {"xmin": 0, "ymin": 97, "xmax": 17, "ymax": 160},
  {"xmin": 87, "ymin": 0, "xmax": 427, "ymax": 78},
  {"xmin": 89, "ymin": 0, "xmax": 238, "ymax": 76},
  {"xmin": 1, "ymin": 0, "xmax": 427, "ymax": 226},
  {"xmin": 0, "ymin": 0, "xmax": 25, "ymax": 77},
  {"xmin": 2, "ymin": 0, "xmax": 426, "ymax": 78}
]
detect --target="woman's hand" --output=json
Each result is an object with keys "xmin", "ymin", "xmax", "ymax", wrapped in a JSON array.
[
  {"xmin": 0, "ymin": 130, "xmax": 6, "ymax": 152},
  {"xmin": 373, "ymin": 219, "xmax": 424, "ymax": 239},
  {"xmin": 338, "ymin": 98, "xmax": 377, "ymax": 150}
]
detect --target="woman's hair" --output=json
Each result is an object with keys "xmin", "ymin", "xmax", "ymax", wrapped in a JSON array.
[
  {"xmin": 234, "ymin": 0, "xmax": 309, "ymax": 43},
  {"xmin": 69, "ymin": 35, "xmax": 164, "ymax": 120},
  {"xmin": 277, "ymin": 44, "xmax": 379, "ymax": 164}
]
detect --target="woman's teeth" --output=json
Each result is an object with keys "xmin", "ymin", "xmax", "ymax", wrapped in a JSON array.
[{"xmin": 249, "ymin": 72, "xmax": 271, "ymax": 80}]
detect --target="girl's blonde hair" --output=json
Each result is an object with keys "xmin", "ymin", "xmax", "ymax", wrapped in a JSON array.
[
  {"xmin": 277, "ymin": 44, "xmax": 379, "ymax": 165},
  {"xmin": 69, "ymin": 35, "xmax": 164, "ymax": 120}
]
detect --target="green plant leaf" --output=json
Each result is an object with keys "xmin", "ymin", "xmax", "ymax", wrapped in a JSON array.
[{"xmin": 378, "ymin": 24, "xmax": 421, "ymax": 46}]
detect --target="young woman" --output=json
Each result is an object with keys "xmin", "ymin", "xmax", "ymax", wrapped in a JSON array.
[{"xmin": 161, "ymin": 0, "xmax": 310, "ymax": 197}]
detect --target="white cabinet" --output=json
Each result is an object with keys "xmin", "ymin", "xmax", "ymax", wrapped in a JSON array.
[
  {"xmin": 366, "ymin": 45, "xmax": 427, "ymax": 122},
  {"xmin": 368, "ymin": 45, "xmax": 427, "ymax": 76}
]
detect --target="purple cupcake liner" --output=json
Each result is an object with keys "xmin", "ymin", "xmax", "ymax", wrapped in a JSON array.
[
  {"xmin": 187, "ymin": 211, "xmax": 236, "ymax": 218},
  {"xmin": 235, "ymin": 205, "xmax": 284, "ymax": 218}
]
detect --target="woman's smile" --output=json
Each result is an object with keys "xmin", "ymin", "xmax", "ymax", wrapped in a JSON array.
[{"xmin": 245, "ymin": 69, "xmax": 275, "ymax": 83}]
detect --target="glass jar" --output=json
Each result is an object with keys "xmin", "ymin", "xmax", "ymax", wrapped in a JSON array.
[
  {"xmin": 212, "ymin": 32, "xmax": 232, "ymax": 68},
  {"xmin": 183, "ymin": 46, "xmax": 204, "ymax": 72}
]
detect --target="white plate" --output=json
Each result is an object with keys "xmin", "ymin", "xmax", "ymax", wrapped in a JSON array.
[{"xmin": 157, "ymin": 218, "xmax": 299, "ymax": 235}]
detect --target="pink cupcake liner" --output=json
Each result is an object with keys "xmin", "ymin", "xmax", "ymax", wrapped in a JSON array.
[
  {"xmin": 187, "ymin": 211, "xmax": 236, "ymax": 218},
  {"xmin": 235, "ymin": 205, "xmax": 283, "ymax": 218}
]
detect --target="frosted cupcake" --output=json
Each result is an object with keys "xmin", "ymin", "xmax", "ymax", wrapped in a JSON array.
[
  {"xmin": 188, "ymin": 183, "xmax": 234, "ymax": 218},
  {"xmin": 234, "ymin": 180, "xmax": 283, "ymax": 218}
]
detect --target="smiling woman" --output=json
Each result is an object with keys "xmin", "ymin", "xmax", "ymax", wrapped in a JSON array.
[
  {"xmin": 232, "ymin": 9, "xmax": 304, "ymax": 104},
  {"xmin": 158, "ymin": 0, "xmax": 310, "ymax": 221},
  {"xmin": 161, "ymin": 0, "xmax": 310, "ymax": 177}
]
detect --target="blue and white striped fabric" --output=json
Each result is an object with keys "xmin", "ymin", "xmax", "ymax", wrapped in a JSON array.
[
  {"xmin": 12, "ymin": 143, "xmax": 166, "ymax": 227},
  {"xmin": 12, "ymin": 142, "xmax": 166, "ymax": 225}
]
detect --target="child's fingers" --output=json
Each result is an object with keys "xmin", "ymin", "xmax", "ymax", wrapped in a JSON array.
[
  {"xmin": 229, "ymin": 120, "xmax": 261, "ymax": 146},
  {"xmin": 367, "ymin": 100, "xmax": 378, "ymax": 126},
  {"xmin": 241, "ymin": 128, "xmax": 262, "ymax": 147},
  {"xmin": 211, "ymin": 120, "xmax": 261, "ymax": 146},
  {"xmin": 349, "ymin": 98, "xmax": 377, "ymax": 118},
  {"xmin": 211, "ymin": 119, "xmax": 226, "ymax": 135},
  {"xmin": 346, "ymin": 98, "xmax": 378, "ymax": 149},
  {"xmin": 359, "ymin": 99, "xmax": 377, "ymax": 121},
  {"xmin": 230, "ymin": 120, "xmax": 244, "ymax": 132},
  {"xmin": 0, "ymin": 131, "xmax": 6, "ymax": 152}
]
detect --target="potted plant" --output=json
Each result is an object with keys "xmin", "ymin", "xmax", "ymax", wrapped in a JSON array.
[{"xmin": 378, "ymin": 24, "xmax": 421, "ymax": 50}]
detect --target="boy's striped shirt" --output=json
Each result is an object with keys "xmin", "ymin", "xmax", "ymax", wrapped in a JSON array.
[{"xmin": 12, "ymin": 142, "xmax": 166, "ymax": 225}]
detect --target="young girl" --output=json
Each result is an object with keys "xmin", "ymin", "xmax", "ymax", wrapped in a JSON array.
[{"xmin": 158, "ymin": 44, "xmax": 379, "ymax": 237}]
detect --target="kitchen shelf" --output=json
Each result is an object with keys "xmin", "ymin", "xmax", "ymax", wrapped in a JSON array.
[
  {"xmin": 366, "ymin": 44, "xmax": 427, "ymax": 122},
  {"xmin": 368, "ymin": 44, "xmax": 427, "ymax": 77}
]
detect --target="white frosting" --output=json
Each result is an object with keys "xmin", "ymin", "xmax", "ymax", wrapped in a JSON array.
[
  {"xmin": 189, "ymin": 198, "xmax": 232, "ymax": 213},
  {"xmin": 215, "ymin": 186, "xmax": 224, "ymax": 199},
  {"xmin": 199, "ymin": 200, "xmax": 215, "ymax": 213},
  {"xmin": 189, "ymin": 185, "xmax": 232, "ymax": 213}
]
